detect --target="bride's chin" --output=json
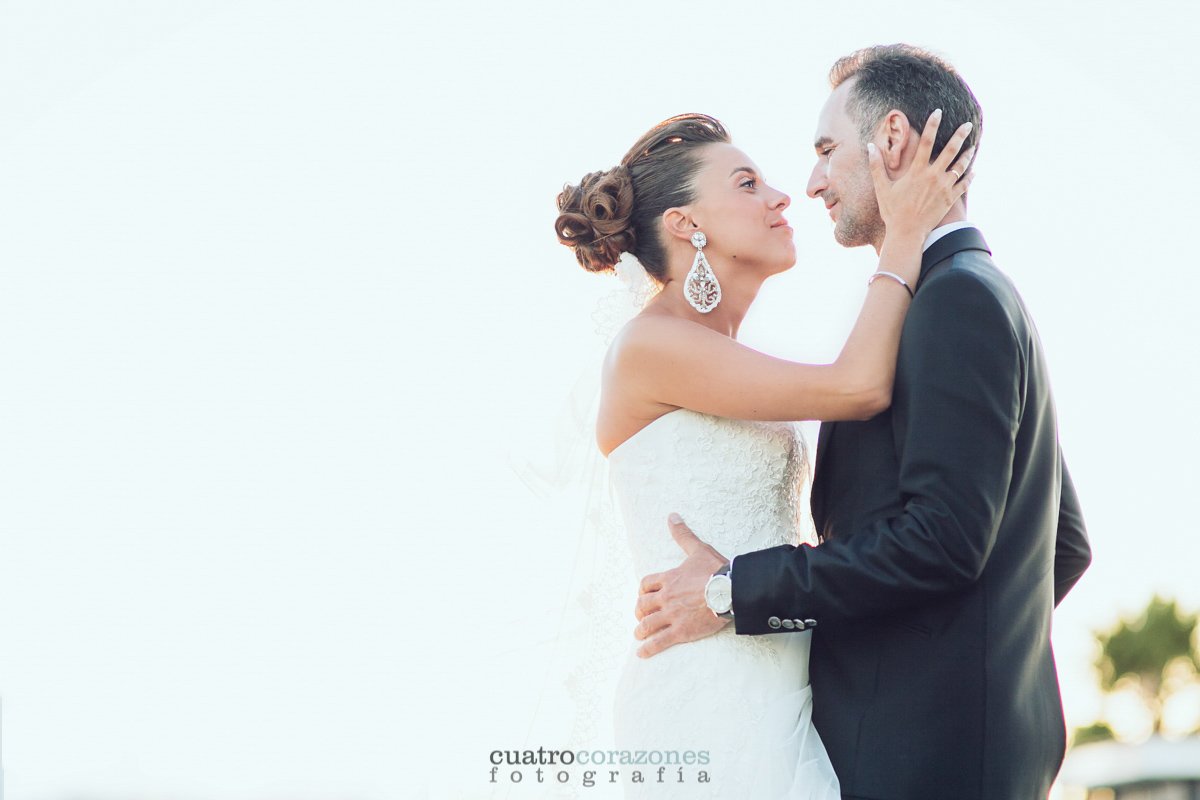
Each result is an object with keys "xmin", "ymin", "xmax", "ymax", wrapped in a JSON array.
[
  {"xmin": 771, "ymin": 256, "xmax": 798, "ymax": 275},
  {"xmin": 743, "ymin": 250, "xmax": 796, "ymax": 278}
]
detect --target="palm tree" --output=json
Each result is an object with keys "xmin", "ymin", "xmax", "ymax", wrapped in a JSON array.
[
  {"xmin": 1072, "ymin": 720, "xmax": 1117, "ymax": 746},
  {"xmin": 1094, "ymin": 595, "xmax": 1200, "ymax": 734}
]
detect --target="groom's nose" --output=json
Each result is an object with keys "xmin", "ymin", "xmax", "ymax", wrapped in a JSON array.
[{"xmin": 806, "ymin": 162, "xmax": 828, "ymax": 200}]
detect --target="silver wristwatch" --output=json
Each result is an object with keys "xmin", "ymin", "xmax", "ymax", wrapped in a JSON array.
[{"xmin": 704, "ymin": 562, "xmax": 734, "ymax": 619}]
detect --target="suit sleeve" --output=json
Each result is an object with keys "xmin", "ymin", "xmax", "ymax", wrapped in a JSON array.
[
  {"xmin": 1054, "ymin": 453, "xmax": 1090, "ymax": 606},
  {"xmin": 732, "ymin": 270, "xmax": 1023, "ymax": 632}
]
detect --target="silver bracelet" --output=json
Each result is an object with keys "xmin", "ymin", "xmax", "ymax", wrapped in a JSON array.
[{"xmin": 868, "ymin": 270, "xmax": 915, "ymax": 298}]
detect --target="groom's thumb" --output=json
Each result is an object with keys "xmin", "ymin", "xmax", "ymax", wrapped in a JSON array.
[{"xmin": 667, "ymin": 513, "xmax": 702, "ymax": 555}]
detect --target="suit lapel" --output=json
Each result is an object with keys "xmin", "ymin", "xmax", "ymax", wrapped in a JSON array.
[
  {"xmin": 813, "ymin": 420, "xmax": 836, "ymax": 485},
  {"xmin": 810, "ymin": 420, "xmax": 836, "ymax": 533}
]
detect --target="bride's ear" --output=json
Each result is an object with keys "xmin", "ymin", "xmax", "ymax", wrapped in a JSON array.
[{"xmin": 662, "ymin": 207, "xmax": 699, "ymax": 243}]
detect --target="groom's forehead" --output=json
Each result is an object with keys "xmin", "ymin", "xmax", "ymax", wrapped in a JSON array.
[{"xmin": 814, "ymin": 82, "xmax": 856, "ymax": 143}]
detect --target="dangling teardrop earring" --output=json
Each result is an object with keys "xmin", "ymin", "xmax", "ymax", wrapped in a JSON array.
[{"xmin": 684, "ymin": 231, "xmax": 721, "ymax": 314}]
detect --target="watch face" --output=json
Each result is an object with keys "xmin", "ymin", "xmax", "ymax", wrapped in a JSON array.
[{"xmin": 705, "ymin": 575, "xmax": 733, "ymax": 614}]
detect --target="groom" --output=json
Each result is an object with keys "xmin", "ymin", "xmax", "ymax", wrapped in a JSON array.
[{"xmin": 634, "ymin": 45, "xmax": 1091, "ymax": 799}]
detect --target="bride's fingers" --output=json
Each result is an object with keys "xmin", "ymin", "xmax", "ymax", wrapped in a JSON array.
[
  {"xmin": 951, "ymin": 168, "xmax": 977, "ymax": 202},
  {"xmin": 912, "ymin": 107, "xmax": 944, "ymax": 167},
  {"xmin": 953, "ymin": 145, "xmax": 976, "ymax": 178},
  {"xmin": 947, "ymin": 145, "xmax": 976, "ymax": 195},
  {"xmin": 932, "ymin": 122, "xmax": 974, "ymax": 174},
  {"xmin": 940, "ymin": 145, "xmax": 976, "ymax": 202}
]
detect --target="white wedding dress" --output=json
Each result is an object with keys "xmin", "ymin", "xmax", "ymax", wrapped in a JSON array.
[{"xmin": 606, "ymin": 408, "xmax": 841, "ymax": 799}]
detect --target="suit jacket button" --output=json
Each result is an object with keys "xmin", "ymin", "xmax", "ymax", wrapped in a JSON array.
[
  {"xmin": 782, "ymin": 619, "xmax": 795, "ymax": 629},
  {"xmin": 768, "ymin": 616, "xmax": 782, "ymax": 629},
  {"xmin": 804, "ymin": 619, "xmax": 818, "ymax": 628},
  {"xmin": 794, "ymin": 619, "xmax": 806, "ymax": 630}
]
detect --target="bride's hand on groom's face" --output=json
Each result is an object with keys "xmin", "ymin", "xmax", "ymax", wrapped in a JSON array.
[
  {"xmin": 870, "ymin": 108, "xmax": 976, "ymax": 240},
  {"xmin": 633, "ymin": 514, "xmax": 729, "ymax": 659}
]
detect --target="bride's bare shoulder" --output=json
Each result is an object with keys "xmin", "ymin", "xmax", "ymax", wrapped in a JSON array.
[
  {"xmin": 606, "ymin": 310, "xmax": 713, "ymax": 367},
  {"xmin": 598, "ymin": 311, "xmax": 692, "ymax": 455}
]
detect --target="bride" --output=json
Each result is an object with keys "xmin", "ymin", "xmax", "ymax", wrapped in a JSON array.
[{"xmin": 553, "ymin": 112, "xmax": 973, "ymax": 797}]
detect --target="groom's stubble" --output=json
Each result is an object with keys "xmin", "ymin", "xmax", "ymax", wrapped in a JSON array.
[{"xmin": 831, "ymin": 147, "xmax": 886, "ymax": 251}]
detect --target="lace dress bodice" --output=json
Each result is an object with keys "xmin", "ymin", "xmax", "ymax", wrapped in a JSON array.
[
  {"xmin": 608, "ymin": 408, "xmax": 809, "ymax": 575},
  {"xmin": 604, "ymin": 409, "xmax": 838, "ymax": 798}
]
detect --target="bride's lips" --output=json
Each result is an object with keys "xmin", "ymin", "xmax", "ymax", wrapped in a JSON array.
[{"xmin": 770, "ymin": 218, "xmax": 792, "ymax": 233}]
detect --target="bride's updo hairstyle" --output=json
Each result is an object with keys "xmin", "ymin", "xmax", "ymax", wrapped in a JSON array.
[{"xmin": 555, "ymin": 114, "xmax": 730, "ymax": 281}]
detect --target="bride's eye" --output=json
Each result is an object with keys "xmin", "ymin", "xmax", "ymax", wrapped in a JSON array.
[{"xmin": 741, "ymin": 178, "xmax": 757, "ymax": 189}]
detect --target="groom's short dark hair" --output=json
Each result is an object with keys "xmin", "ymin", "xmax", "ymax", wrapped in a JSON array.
[{"xmin": 830, "ymin": 44, "xmax": 982, "ymax": 168}]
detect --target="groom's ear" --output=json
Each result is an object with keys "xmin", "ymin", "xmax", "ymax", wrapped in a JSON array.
[
  {"xmin": 661, "ymin": 207, "xmax": 697, "ymax": 243},
  {"xmin": 877, "ymin": 109, "xmax": 916, "ymax": 172}
]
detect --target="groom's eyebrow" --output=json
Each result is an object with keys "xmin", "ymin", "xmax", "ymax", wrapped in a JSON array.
[{"xmin": 813, "ymin": 136, "xmax": 834, "ymax": 150}]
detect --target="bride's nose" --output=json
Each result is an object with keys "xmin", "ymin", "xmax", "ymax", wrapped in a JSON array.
[{"xmin": 770, "ymin": 187, "xmax": 791, "ymax": 210}]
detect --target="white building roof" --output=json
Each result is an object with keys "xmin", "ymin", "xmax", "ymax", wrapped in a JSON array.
[{"xmin": 1060, "ymin": 736, "xmax": 1200, "ymax": 788}]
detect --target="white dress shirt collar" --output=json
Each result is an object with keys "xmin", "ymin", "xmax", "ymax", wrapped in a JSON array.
[{"xmin": 923, "ymin": 220, "xmax": 975, "ymax": 252}]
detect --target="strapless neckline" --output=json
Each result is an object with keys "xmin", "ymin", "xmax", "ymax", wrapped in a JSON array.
[
  {"xmin": 606, "ymin": 408, "xmax": 688, "ymax": 461},
  {"xmin": 606, "ymin": 408, "xmax": 809, "ymax": 571}
]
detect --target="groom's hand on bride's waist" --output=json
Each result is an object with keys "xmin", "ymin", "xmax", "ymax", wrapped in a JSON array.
[{"xmin": 633, "ymin": 513, "xmax": 730, "ymax": 659}]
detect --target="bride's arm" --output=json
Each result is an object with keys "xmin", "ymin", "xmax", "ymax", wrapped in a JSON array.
[
  {"xmin": 611, "ymin": 115, "xmax": 976, "ymax": 423},
  {"xmin": 610, "ymin": 279, "xmax": 911, "ymax": 423}
]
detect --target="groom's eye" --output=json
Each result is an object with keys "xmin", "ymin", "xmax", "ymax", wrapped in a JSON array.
[{"xmin": 820, "ymin": 147, "xmax": 835, "ymax": 157}]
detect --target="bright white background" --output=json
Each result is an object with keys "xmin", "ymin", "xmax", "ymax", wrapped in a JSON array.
[{"xmin": 1, "ymin": 1, "xmax": 1198, "ymax": 798}]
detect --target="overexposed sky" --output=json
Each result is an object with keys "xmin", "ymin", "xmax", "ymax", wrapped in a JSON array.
[{"xmin": 1, "ymin": 1, "xmax": 1198, "ymax": 798}]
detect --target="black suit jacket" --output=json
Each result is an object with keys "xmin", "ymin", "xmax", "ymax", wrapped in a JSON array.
[{"xmin": 730, "ymin": 228, "xmax": 1091, "ymax": 799}]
